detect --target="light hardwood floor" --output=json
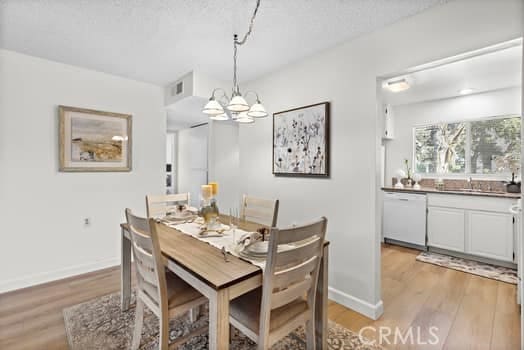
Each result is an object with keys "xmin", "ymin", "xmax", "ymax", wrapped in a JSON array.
[
  {"xmin": 0, "ymin": 244, "xmax": 520, "ymax": 349},
  {"xmin": 330, "ymin": 244, "xmax": 521, "ymax": 349}
]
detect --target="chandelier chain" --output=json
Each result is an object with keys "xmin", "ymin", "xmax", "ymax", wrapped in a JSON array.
[{"xmin": 233, "ymin": 0, "xmax": 261, "ymax": 93}]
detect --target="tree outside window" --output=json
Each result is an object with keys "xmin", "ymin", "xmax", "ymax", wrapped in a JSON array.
[
  {"xmin": 470, "ymin": 117, "xmax": 521, "ymax": 174},
  {"xmin": 415, "ymin": 122, "xmax": 466, "ymax": 174},
  {"xmin": 414, "ymin": 115, "xmax": 520, "ymax": 176}
]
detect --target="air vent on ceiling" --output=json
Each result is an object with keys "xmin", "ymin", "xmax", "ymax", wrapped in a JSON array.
[{"xmin": 171, "ymin": 81, "xmax": 184, "ymax": 96}]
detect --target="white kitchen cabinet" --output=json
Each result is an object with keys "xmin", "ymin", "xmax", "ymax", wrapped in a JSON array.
[
  {"xmin": 426, "ymin": 193, "xmax": 518, "ymax": 264},
  {"xmin": 427, "ymin": 207, "xmax": 465, "ymax": 252},
  {"xmin": 467, "ymin": 210, "xmax": 514, "ymax": 262}
]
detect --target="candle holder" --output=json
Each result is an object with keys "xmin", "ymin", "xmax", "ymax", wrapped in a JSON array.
[
  {"xmin": 412, "ymin": 173, "xmax": 422, "ymax": 190},
  {"xmin": 394, "ymin": 169, "xmax": 406, "ymax": 189},
  {"xmin": 200, "ymin": 183, "xmax": 220, "ymax": 230}
]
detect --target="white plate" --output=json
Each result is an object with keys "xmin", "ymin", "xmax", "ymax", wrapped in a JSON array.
[
  {"xmin": 172, "ymin": 211, "xmax": 193, "ymax": 219},
  {"xmin": 243, "ymin": 241, "xmax": 295, "ymax": 255}
]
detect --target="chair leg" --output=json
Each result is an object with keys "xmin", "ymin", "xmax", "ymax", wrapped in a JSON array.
[
  {"xmin": 305, "ymin": 319, "xmax": 316, "ymax": 350},
  {"xmin": 159, "ymin": 310, "xmax": 169, "ymax": 350},
  {"xmin": 229, "ymin": 324, "xmax": 234, "ymax": 342},
  {"xmin": 131, "ymin": 299, "xmax": 144, "ymax": 350}
]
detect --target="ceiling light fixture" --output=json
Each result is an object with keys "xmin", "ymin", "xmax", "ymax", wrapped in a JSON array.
[
  {"xmin": 384, "ymin": 78, "xmax": 411, "ymax": 92},
  {"xmin": 202, "ymin": 0, "xmax": 268, "ymax": 123},
  {"xmin": 459, "ymin": 88, "xmax": 475, "ymax": 95}
]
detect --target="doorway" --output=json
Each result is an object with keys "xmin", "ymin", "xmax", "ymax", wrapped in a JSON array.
[
  {"xmin": 176, "ymin": 123, "xmax": 209, "ymax": 207},
  {"xmin": 374, "ymin": 38, "xmax": 523, "ymax": 348}
]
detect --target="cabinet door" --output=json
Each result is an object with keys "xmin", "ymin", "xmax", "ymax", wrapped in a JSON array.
[
  {"xmin": 427, "ymin": 207, "xmax": 465, "ymax": 252},
  {"xmin": 467, "ymin": 211, "xmax": 514, "ymax": 262}
]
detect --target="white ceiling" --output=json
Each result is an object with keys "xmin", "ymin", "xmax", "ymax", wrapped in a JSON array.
[
  {"xmin": 0, "ymin": 0, "xmax": 447, "ymax": 86},
  {"xmin": 382, "ymin": 44, "xmax": 523, "ymax": 106}
]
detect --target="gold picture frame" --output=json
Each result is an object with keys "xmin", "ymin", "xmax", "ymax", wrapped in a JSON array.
[{"xmin": 59, "ymin": 105, "xmax": 132, "ymax": 172}]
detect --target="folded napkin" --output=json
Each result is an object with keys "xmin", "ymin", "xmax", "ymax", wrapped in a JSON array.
[{"xmin": 237, "ymin": 231, "xmax": 262, "ymax": 247}]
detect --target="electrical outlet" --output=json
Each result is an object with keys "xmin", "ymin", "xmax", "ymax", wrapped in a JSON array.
[{"xmin": 84, "ymin": 217, "xmax": 91, "ymax": 226}]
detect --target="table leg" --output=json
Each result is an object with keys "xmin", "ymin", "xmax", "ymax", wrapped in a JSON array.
[
  {"xmin": 209, "ymin": 288, "xmax": 230, "ymax": 350},
  {"xmin": 121, "ymin": 227, "xmax": 132, "ymax": 311},
  {"xmin": 315, "ymin": 244, "xmax": 329, "ymax": 349}
]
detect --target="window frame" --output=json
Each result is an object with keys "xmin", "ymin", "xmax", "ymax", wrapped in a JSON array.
[{"xmin": 412, "ymin": 114, "xmax": 521, "ymax": 179}]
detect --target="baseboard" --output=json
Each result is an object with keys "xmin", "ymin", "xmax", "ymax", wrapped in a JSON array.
[
  {"xmin": 328, "ymin": 286, "xmax": 384, "ymax": 320},
  {"xmin": 0, "ymin": 258, "xmax": 120, "ymax": 294}
]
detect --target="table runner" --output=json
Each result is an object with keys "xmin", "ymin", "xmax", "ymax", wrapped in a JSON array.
[{"xmin": 164, "ymin": 221, "xmax": 267, "ymax": 270}]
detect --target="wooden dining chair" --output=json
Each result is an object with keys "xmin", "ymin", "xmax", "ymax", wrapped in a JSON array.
[
  {"xmin": 125, "ymin": 209, "xmax": 208, "ymax": 350},
  {"xmin": 240, "ymin": 194, "xmax": 279, "ymax": 227},
  {"xmin": 146, "ymin": 193, "xmax": 191, "ymax": 218},
  {"xmin": 228, "ymin": 217, "xmax": 328, "ymax": 350}
]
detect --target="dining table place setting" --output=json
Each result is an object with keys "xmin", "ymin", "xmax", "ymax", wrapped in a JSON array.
[{"xmin": 118, "ymin": 183, "xmax": 330, "ymax": 350}]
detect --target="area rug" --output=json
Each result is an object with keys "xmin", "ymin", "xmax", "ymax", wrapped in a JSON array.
[
  {"xmin": 416, "ymin": 251, "xmax": 517, "ymax": 284},
  {"xmin": 63, "ymin": 292, "xmax": 382, "ymax": 350}
]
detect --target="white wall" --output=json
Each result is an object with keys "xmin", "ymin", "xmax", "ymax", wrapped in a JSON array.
[
  {"xmin": 0, "ymin": 50, "xmax": 166, "ymax": 292},
  {"xmin": 385, "ymin": 87, "xmax": 522, "ymax": 183},
  {"xmin": 234, "ymin": 0, "xmax": 523, "ymax": 318},
  {"xmin": 208, "ymin": 121, "xmax": 240, "ymax": 211}
]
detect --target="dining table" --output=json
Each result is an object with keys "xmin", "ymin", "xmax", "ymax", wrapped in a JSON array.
[{"xmin": 119, "ymin": 215, "xmax": 329, "ymax": 350}]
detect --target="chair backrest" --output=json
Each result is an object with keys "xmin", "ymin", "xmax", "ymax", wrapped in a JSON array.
[
  {"xmin": 259, "ymin": 217, "xmax": 327, "ymax": 339},
  {"xmin": 240, "ymin": 194, "xmax": 279, "ymax": 227},
  {"xmin": 146, "ymin": 193, "xmax": 191, "ymax": 218},
  {"xmin": 125, "ymin": 208, "xmax": 168, "ymax": 314},
  {"xmin": 125, "ymin": 208, "xmax": 150, "ymax": 234}
]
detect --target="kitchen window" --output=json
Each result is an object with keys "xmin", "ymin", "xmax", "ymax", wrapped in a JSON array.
[{"xmin": 414, "ymin": 115, "xmax": 521, "ymax": 177}]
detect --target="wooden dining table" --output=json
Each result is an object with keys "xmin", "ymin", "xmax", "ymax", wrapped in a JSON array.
[{"xmin": 120, "ymin": 216, "xmax": 329, "ymax": 350}]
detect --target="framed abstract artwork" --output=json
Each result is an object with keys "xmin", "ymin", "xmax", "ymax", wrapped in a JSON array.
[
  {"xmin": 273, "ymin": 102, "xmax": 330, "ymax": 177},
  {"xmin": 59, "ymin": 105, "xmax": 132, "ymax": 172}
]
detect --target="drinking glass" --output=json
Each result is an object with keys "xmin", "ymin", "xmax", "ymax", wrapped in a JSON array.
[{"xmin": 229, "ymin": 208, "xmax": 239, "ymax": 244}]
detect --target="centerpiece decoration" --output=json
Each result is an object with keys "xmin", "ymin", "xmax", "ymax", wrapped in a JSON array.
[
  {"xmin": 412, "ymin": 173, "xmax": 422, "ymax": 190},
  {"xmin": 394, "ymin": 169, "xmax": 406, "ymax": 189},
  {"xmin": 404, "ymin": 159, "xmax": 413, "ymax": 187},
  {"xmin": 200, "ymin": 183, "xmax": 220, "ymax": 230}
]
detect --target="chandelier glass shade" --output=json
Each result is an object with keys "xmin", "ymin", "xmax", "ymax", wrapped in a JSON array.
[
  {"xmin": 234, "ymin": 112, "xmax": 255, "ymax": 124},
  {"xmin": 227, "ymin": 94, "xmax": 250, "ymax": 112},
  {"xmin": 202, "ymin": 98, "xmax": 224, "ymax": 115},
  {"xmin": 247, "ymin": 102, "xmax": 268, "ymax": 118},
  {"xmin": 209, "ymin": 113, "xmax": 229, "ymax": 121},
  {"xmin": 202, "ymin": 0, "xmax": 267, "ymax": 123}
]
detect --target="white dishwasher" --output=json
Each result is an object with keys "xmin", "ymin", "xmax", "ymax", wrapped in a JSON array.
[{"xmin": 383, "ymin": 191, "xmax": 427, "ymax": 248}]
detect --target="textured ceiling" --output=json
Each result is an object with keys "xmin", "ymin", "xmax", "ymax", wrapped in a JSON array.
[{"xmin": 0, "ymin": 0, "xmax": 448, "ymax": 86}]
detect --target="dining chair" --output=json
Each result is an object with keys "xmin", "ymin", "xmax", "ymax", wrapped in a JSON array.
[
  {"xmin": 240, "ymin": 194, "xmax": 279, "ymax": 227},
  {"xmin": 228, "ymin": 217, "xmax": 328, "ymax": 350},
  {"xmin": 146, "ymin": 193, "xmax": 191, "ymax": 218},
  {"xmin": 125, "ymin": 209, "xmax": 208, "ymax": 350}
]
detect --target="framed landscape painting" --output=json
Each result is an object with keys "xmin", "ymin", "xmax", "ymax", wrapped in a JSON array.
[
  {"xmin": 273, "ymin": 102, "xmax": 330, "ymax": 177},
  {"xmin": 59, "ymin": 106, "xmax": 132, "ymax": 172}
]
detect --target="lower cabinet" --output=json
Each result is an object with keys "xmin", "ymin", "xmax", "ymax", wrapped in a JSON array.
[
  {"xmin": 467, "ymin": 210, "xmax": 514, "ymax": 262},
  {"xmin": 427, "ymin": 194, "xmax": 516, "ymax": 263},
  {"xmin": 427, "ymin": 207, "xmax": 465, "ymax": 252}
]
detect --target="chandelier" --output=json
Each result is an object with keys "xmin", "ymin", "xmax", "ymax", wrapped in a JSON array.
[{"xmin": 202, "ymin": 0, "xmax": 267, "ymax": 124}]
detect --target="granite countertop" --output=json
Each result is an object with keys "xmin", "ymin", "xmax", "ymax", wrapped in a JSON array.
[{"xmin": 382, "ymin": 186, "xmax": 521, "ymax": 199}]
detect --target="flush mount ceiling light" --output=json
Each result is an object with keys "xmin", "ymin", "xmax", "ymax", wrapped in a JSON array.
[
  {"xmin": 459, "ymin": 88, "xmax": 475, "ymax": 95},
  {"xmin": 383, "ymin": 78, "xmax": 411, "ymax": 92},
  {"xmin": 202, "ymin": 0, "xmax": 268, "ymax": 123}
]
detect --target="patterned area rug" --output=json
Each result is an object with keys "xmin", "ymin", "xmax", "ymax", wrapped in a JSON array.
[
  {"xmin": 63, "ymin": 292, "xmax": 382, "ymax": 350},
  {"xmin": 416, "ymin": 251, "xmax": 517, "ymax": 284}
]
